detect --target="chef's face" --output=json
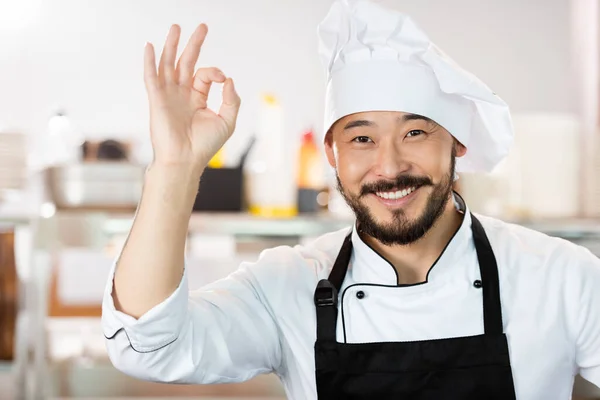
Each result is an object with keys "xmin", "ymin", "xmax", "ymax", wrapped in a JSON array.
[{"xmin": 324, "ymin": 111, "xmax": 466, "ymax": 246}]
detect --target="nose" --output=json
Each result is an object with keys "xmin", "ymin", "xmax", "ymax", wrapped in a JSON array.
[{"xmin": 372, "ymin": 141, "xmax": 410, "ymax": 179}]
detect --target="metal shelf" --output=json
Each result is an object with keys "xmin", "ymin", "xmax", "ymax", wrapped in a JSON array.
[
  {"xmin": 0, "ymin": 214, "xmax": 32, "ymax": 230},
  {"xmin": 27, "ymin": 210, "xmax": 600, "ymax": 240},
  {"xmin": 107, "ymin": 211, "xmax": 353, "ymax": 237},
  {"xmin": 502, "ymin": 217, "xmax": 600, "ymax": 239}
]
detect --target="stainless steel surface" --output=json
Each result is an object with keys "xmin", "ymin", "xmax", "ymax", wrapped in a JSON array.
[
  {"xmin": 50, "ymin": 210, "xmax": 600, "ymax": 240},
  {"xmin": 110, "ymin": 212, "xmax": 354, "ymax": 238},
  {"xmin": 46, "ymin": 163, "xmax": 145, "ymax": 209},
  {"xmin": 503, "ymin": 218, "xmax": 600, "ymax": 240}
]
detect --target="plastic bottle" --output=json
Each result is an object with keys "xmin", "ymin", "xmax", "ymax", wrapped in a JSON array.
[
  {"xmin": 244, "ymin": 94, "xmax": 297, "ymax": 217},
  {"xmin": 208, "ymin": 147, "xmax": 225, "ymax": 168},
  {"xmin": 297, "ymin": 129, "xmax": 326, "ymax": 212}
]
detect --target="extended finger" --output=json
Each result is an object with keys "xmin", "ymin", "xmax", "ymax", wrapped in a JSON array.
[
  {"xmin": 192, "ymin": 67, "xmax": 226, "ymax": 103},
  {"xmin": 143, "ymin": 42, "xmax": 159, "ymax": 93},
  {"xmin": 177, "ymin": 24, "xmax": 208, "ymax": 87},
  {"xmin": 158, "ymin": 24, "xmax": 181, "ymax": 83}
]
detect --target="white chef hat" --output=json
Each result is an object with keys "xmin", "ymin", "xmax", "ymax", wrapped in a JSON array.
[{"xmin": 318, "ymin": 0, "xmax": 514, "ymax": 172}]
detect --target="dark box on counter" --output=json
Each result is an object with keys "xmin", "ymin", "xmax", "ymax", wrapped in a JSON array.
[
  {"xmin": 192, "ymin": 140, "xmax": 254, "ymax": 213},
  {"xmin": 192, "ymin": 166, "xmax": 244, "ymax": 212}
]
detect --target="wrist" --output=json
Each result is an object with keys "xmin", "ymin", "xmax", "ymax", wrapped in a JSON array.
[
  {"xmin": 142, "ymin": 163, "xmax": 202, "ymax": 210},
  {"xmin": 146, "ymin": 162, "xmax": 203, "ymax": 186}
]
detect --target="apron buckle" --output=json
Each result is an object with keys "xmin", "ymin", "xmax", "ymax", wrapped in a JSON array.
[{"xmin": 314, "ymin": 279, "xmax": 338, "ymax": 307}]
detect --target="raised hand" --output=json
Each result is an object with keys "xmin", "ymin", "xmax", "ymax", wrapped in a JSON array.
[{"xmin": 144, "ymin": 24, "xmax": 241, "ymax": 174}]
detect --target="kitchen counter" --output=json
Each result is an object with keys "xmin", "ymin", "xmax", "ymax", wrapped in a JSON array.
[
  {"xmin": 11, "ymin": 210, "xmax": 599, "ymax": 240},
  {"xmin": 2, "ymin": 210, "xmax": 600, "ymax": 238}
]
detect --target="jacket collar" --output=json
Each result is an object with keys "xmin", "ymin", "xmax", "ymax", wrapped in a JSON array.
[{"xmin": 349, "ymin": 192, "xmax": 474, "ymax": 286}]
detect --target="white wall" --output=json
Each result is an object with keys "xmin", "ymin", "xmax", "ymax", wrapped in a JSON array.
[{"xmin": 0, "ymin": 0, "xmax": 576, "ymax": 165}]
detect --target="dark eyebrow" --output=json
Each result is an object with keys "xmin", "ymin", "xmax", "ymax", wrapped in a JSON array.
[
  {"xmin": 400, "ymin": 113, "xmax": 436, "ymax": 124},
  {"xmin": 343, "ymin": 120, "xmax": 376, "ymax": 130},
  {"xmin": 342, "ymin": 113, "xmax": 437, "ymax": 131}
]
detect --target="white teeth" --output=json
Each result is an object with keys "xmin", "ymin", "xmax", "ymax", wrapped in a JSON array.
[{"xmin": 376, "ymin": 187, "xmax": 416, "ymax": 200}]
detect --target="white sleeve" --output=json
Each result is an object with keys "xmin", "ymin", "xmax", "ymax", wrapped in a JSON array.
[
  {"xmin": 101, "ymin": 260, "xmax": 282, "ymax": 384},
  {"xmin": 572, "ymin": 247, "xmax": 600, "ymax": 385}
]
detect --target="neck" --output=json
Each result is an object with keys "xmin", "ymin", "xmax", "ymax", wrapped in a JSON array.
[{"xmin": 361, "ymin": 195, "xmax": 465, "ymax": 285}]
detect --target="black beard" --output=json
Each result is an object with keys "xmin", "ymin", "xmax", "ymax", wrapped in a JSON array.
[{"xmin": 337, "ymin": 151, "xmax": 456, "ymax": 246}]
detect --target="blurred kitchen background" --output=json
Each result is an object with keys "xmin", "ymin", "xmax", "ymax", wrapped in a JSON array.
[{"xmin": 1, "ymin": 0, "xmax": 600, "ymax": 398}]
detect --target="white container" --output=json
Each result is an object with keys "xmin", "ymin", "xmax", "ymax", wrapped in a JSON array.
[
  {"xmin": 509, "ymin": 113, "xmax": 581, "ymax": 218},
  {"xmin": 458, "ymin": 113, "xmax": 582, "ymax": 219},
  {"xmin": 244, "ymin": 94, "xmax": 297, "ymax": 217},
  {"xmin": 458, "ymin": 169, "xmax": 510, "ymax": 218}
]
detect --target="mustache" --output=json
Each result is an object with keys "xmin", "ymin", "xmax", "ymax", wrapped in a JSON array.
[{"xmin": 360, "ymin": 175, "xmax": 433, "ymax": 197}]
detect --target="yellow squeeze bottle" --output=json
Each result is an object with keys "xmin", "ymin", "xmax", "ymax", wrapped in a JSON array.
[{"xmin": 208, "ymin": 147, "xmax": 224, "ymax": 168}]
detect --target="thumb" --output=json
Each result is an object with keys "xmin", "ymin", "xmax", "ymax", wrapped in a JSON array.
[{"xmin": 218, "ymin": 78, "xmax": 241, "ymax": 132}]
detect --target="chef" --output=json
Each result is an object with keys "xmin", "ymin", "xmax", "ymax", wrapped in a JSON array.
[{"xmin": 102, "ymin": 1, "xmax": 600, "ymax": 399}]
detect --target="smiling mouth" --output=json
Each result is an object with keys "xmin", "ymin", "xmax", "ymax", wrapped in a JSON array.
[{"xmin": 374, "ymin": 186, "xmax": 417, "ymax": 200}]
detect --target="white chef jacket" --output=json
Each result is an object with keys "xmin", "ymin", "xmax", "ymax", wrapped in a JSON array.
[{"xmin": 102, "ymin": 207, "xmax": 600, "ymax": 399}]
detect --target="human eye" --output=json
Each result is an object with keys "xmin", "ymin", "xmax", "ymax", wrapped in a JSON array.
[
  {"xmin": 406, "ymin": 130, "xmax": 425, "ymax": 138},
  {"xmin": 352, "ymin": 136, "xmax": 373, "ymax": 143}
]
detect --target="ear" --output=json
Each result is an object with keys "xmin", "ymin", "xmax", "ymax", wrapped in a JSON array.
[
  {"xmin": 454, "ymin": 140, "xmax": 467, "ymax": 157},
  {"xmin": 324, "ymin": 130, "xmax": 337, "ymax": 168}
]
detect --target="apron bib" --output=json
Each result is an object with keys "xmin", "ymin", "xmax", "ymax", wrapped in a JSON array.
[{"xmin": 313, "ymin": 213, "xmax": 517, "ymax": 399}]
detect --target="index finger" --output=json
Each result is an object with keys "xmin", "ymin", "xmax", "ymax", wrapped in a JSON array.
[
  {"xmin": 177, "ymin": 23, "xmax": 208, "ymax": 87},
  {"xmin": 144, "ymin": 42, "xmax": 159, "ymax": 92}
]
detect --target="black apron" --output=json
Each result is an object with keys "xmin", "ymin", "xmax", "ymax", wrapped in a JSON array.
[{"xmin": 313, "ymin": 213, "xmax": 516, "ymax": 399}]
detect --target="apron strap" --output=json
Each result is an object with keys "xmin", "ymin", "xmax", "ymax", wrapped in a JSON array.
[
  {"xmin": 314, "ymin": 279, "xmax": 339, "ymax": 342},
  {"xmin": 328, "ymin": 232, "xmax": 353, "ymax": 293},
  {"xmin": 314, "ymin": 232, "xmax": 353, "ymax": 343},
  {"xmin": 470, "ymin": 213, "xmax": 504, "ymax": 335}
]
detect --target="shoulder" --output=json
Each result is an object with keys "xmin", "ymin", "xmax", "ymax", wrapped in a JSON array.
[
  {"xmin": 240, "ymin": 226, "xmax": 352, "ymax": 290},
  {"xmin": 235, "ymin": 226, "xmax": 351, "ymax": 331},
  {"xmin": 475, "ymin": 213, "xmax": 598, "ymax": 268},
  {"xmin": 474, "ymin": 213, "xmax": 600, "ymax": 300}
]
